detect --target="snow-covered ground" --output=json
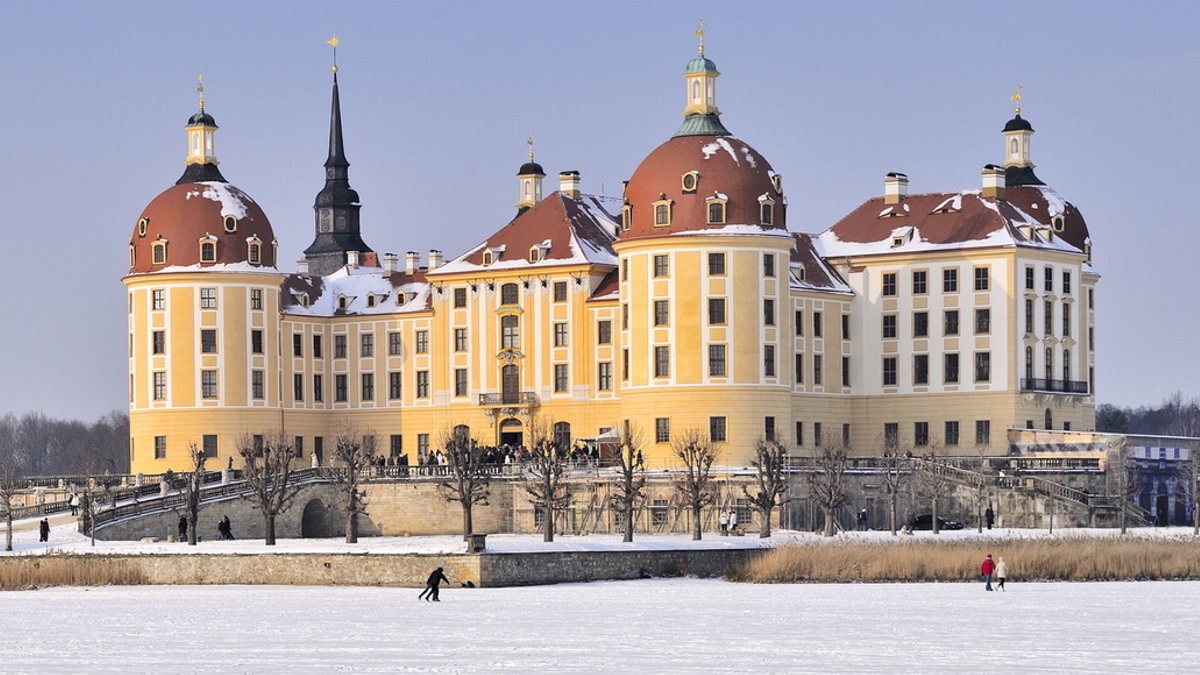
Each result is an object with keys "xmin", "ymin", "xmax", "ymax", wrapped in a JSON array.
[{"xmin": 1, "ymin": 579, "xmax": 1195, "ymax": 672}]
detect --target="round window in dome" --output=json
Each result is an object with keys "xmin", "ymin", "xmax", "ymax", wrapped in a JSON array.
[
  {"xmin": 223, "ymin": 215, "xmax": 238, "ymax": 233},
  {"xmin": 137, "ymin": 217, "xmax": 149, "ymax": 237},
  {"xmin": 681, "ymin": 172, "xmax": 699, "ymax": 193}
]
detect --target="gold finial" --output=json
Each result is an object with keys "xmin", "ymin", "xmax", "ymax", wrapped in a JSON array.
[
  {"xmin": 197, "ymin": 73, "xmax": 205, "ymax": 110},
  {"xmin": 527, "ymin": 131, "xmax": 534, "ymax": 162},
  {"xmin": 327, "ymin": 35, "xmax": 340, "ymax": 73},
  {"xmin": 694, "ymin": 16, "xmax": 705, "ymax": 55},
  {"xmin": 1011, "ymin": 83, "xmax": 1022, "ymax": 115}
]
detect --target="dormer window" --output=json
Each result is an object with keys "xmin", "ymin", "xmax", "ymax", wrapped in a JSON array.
[
  {"xmin": 200, "ymin": 240, "xmax": 217, "ymax": 263},
  {"xmin": 621, "ymin": 204, "xmax": 632, "ymax": 231},
  {"xmin": 137, "ymin": 217, "xmax": 149, "ymax": 237},
  {"xmin": 891, "ymin": 237, "xmax": 905, "ymax": 248},
  {"xmin": 1051, "ymin": 215, "xmax": 1065, "ymax": 232},
  {"xmin": 653, "ymin": 195, "xmax": 673, "ymax": 227},
  {"xmin": 247, "ymin": 242, "xmax": 261, "ymax": 265},
  {"xmin": 298, "ymin": 293, "xmax": 310, "ymax": 308},
  {"xmin": 152, "ymin": 239, "xmax": 168, "ymax": 265},
  {"xmin": 482, "ymin": 251, "xmax": 494, "ymax": 266},
  {"xmin": 128, "ymin": 244, "xmax": 136, "ymax": 268},
  {"xmin": 223, "ymin": 215, "xmax": 237, "ymax": 233},
  {"xmin": 395, "ymin": 292, "xmax": 406, "ymax": 306},
  {"xmin": 705, "ymin": 194, "xmax": 727, "ymax": 225},
  {"xmin": 366, "ymin": 294, "xmax": 377, "ymax": 308},
  {"xmin": 758, "ymin": 194, "xmax": 775, "ymax": 226},
  {"xmin": 772, "ymin": 174, "xmax": 783, "ymax": 194},
  {"xmin": 797, "ymin": 265, "xmax": 807, "ymax": 282},
  {"xmin": 337, "ymin": 296, "xmax": 348, "ymax": 311},
  {"xmin": 681, "ymin": 171, "xmax": 699, "ymax": 194}
]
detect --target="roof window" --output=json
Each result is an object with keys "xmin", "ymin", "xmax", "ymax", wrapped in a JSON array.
[{"xmin": 223, "ymin": 215, "xmax": 237, "ymax": 233}]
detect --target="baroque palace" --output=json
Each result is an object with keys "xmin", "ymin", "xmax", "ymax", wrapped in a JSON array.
[{"xmin": 125, "ymin": 40, "xmax": 1097, "ymax": 475}]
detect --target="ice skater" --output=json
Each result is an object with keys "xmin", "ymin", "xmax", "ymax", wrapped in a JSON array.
[
  {"xmin": 981, "ymin": 553, "xmax": 995, "ymax": 591},
  {"xmin": 419, "ymin": 566, "xmax": 450, "ymax": 601},
  {"xmin": 995, "ymin": 556, "xmax": 1008, "ymax": 591}
]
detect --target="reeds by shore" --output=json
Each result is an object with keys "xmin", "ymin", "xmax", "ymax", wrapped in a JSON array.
[
  {"xmin": 0, "ymin": 554, "xmax": 147, "ymax": 590},
  {"xmin": 729, "ymin": 535, "xmax": 1200, "ymax": 583}
]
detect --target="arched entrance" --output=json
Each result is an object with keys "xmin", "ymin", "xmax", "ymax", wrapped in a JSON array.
[
  {"xmin": 301, "ymin": 498, "xmax": 331, "ymax": 538},
  {"xmin": 500, "ymin": 417, "xmax": 524, "ymax": 449}
]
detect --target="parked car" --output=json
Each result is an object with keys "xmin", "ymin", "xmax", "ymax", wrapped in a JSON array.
[{"xmin": 909, "ymin": 514, "xmax": 964, "ymax": 530}]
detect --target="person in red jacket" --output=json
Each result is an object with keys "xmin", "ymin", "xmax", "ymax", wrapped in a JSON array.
[{"xmin": 981, "ymin": 554, "xmax": 995, "ymax": 591}]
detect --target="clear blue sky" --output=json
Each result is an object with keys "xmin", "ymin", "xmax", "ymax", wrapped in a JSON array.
[{"xmin": 1, "ymin": 1, "xmax": 1197, "ymax": 421}]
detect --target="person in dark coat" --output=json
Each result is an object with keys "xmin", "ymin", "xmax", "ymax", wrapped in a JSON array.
[
  {"xmin": 222, "ymin": 515, "xmax": 233, "ymax": 540},
  {"xmin": 981, "ymin": 553, "xmax": 995, "ymax": 591},
  {"xmin": 39, "ymin": 518, "xmax": 50, "ymax": 542},
  {"xmin": 419, "ymin": 567, "xmax": 450, "ymax": 601},
  {"xmin": 985, "ymin": 506, "xmax": 995, "ymax": 530},
  {"xmin": 178, "ymin": 516, "xmax": 188, "ymax": 542}
]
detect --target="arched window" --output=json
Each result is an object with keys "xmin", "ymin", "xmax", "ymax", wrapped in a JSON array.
[
  {"xmin": 621, "ymin": 204, "xmax": 632, "ymax": 231},
  {"xmin": 524, "ymin": 180, "xmax": 531, "ymax": 198},
  {"xmin": 248, "ymin": 242, "xmax": 261, "ymax": 265},
  {"xmin": 200, "ymin": 241, "xmax": 216, "ymax": 262},
  {"xmin": 1045, "ymin": 408, "xmax": 1053, "ymax": 429},
  {"xmin": 705, "ymin": 196, "xmax": 727, "ymax": 225},
  {"xmin": 1010, "ymin": 138, "xmax": 1018, "ymax": 156},
  {"xmin": 692, "ymin": 80, "xmax": 700, "ymax": 102},
  {"xmin": 453, "ymin": 424, "xmax": 471, "ymax": 445},
  {"xmin": 553, "ymin": 421, "xmax": 571, "ymax": 449},
  {"xmin": 501, "ymin": 315, "xmax": 520, "ymax": 349},
  {"xmin": 153, "ymin": 242, "xmax": 167, "ymax": 265},
  {"xmin": 501, "ymin": 283, "xmax": 520, "ymax": 306}
]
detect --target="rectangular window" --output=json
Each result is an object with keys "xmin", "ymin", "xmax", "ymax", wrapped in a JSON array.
[
  {"xmin": 1088, "ymin": 288, "xmax": 1094, "ymax": 309},
  {"xmin": 882, "ymin": 314, "xmax": 897, "ymax": 339},
  {"xmin": 418, "ymin": 434, "xmax": 429, "ymax": 456},
  {"xmin": 813, "ymin": 312, "xmax": 822, "ymax": 337},
  {"xmin": 975, "ymin": 352, "xmax": 991, "ymax": 382},
  {"xmin": 152, "ymin": 330, "xmax": 165, "ymax": 354},
  {"xmin": 250, "ymin": 289, "xmax": 263, "ymax": 310},
  {"xmin": 913, "ymin": 311, "xmax": 928, "ymax": 338},
  {"xmin": 335, "ymin": 374, "xmax": 347, "ymax": 402},
  {"xmin": 912, "ymin": 270, "xmax": 927, "ymax": 295},
  {"xmin": 154, "ymin": 436, "xmax": 167, "ymax": 459},
  {"xmin": 884, "ymin": 423, "xmax": 899, "ymax": 448},
  {"xmin": 654, "ymin": 300, "xmax": 669, "ymax": 326},
  {"xmin": 598, "ymin": 362, "xmax": 613, "ymax": 391},
  {"xmin": 1088, "ymin": 327, "xmax": 1094, "ymax": 353},
  {"xmin": 152, "ymin": 289, "xmax": 165, "ymax": 310},
  {"xmin": 763, "ymin": 253, "xmax": 775, "ymax": 277},
  {"xmin": 944, "ymin": 310, "xmax": 959, "ymax": 336},
  {"xmin": 455, "ymin": 369, "xmax": 468, "ymax": 397},
  {"xmin": 313, "ymin": 374, "xmax": 323, "ymax": 402},
  {"xmin": 554, "ymin": 364, "xmax": 569, "ymax": 392},
  {"xmin": 201, "ymin": 370, "xmax": 217, "ymax": 399},
  {"xmin": 251, "ymin": 330, "xmax": 263, "ymax": 354},
  {"xmin": 294, "ymin": 436, "xmax": 303, "ymax": 459},
  {"xmin": 882, "ymin": 272, "xmax": 897, "ymax": 296},
  {"xmin": 764, "ymin": 416, "xmax": 776, "ymax": 442},
  {"xmin": 914, "ymin": 354, "xmax": 929, "ymax": 385},
  {"xmin": 1025, "ymin": 299, "xmax": 1034, "ymax": 334},
  {"xmin": 708, "ymin": 252, "xmax": 726, "ymax": 275},
  {"xmin": 202, "ymin": 434, "xmax": 218, "ymax": 458},
  {"xmin": 454, "ymin": 287, "xmax": 467, "ymax": 308},
  {"xmin": 622, "ymin": 349, "xmax": 630, "ymax": 380},
  {"xmin": 153, "ymin": 371, "xmax": 166, "ymax": 400},
  {"xmin": 252, "ymin": 370, "xmax": 264, "ymax": 399},
  {"xmin": 794, "ymin": 353, "xmax": 803, "ymax": 383},
  {"xmin": 841, "ymin": 356, "xmax": 850, "ymax": 387},
  {"xmin": 944, "ymin": 353, "xmax": 959, "ymax": 383},
  {"xmin": 293, "ymin": 374, "xmax": 303, "ymax": 401},
  {"xmin": 710, "ymin": 416, "xmax": 727, "ymax": 442},
  {"xmin": 1044, "ymin": 266, "xmax": 1054, "ymax": 292},
  {"xmin": 974, "ymin": 267, "xmax": 989, "ymax": 291},
  {"xmin": 945, "ymin": 421, "xmax": 960, "ymax": 446},
  {"xmin": 554, "ymin": 323, "xmax": 568, "ymax": 346},
  {"xmin": 387, "ymin": 332, "xmax": 402, "ymax": 356},
  {"xmin": 1062, "ymin": 270, "xmax": 1072, "ymax": 295},
  {"xmin": 843, "ymin": 423, "xmax": 851, "ymax": 448},
  {"xmin": 708, "ymin": 298, "xmax": 726, "ymax": 324},
  {"xmin": 313, "ymin": 335, "xmax": 323, "ymax": 359},
  {"xmin": 334, "ymin": 335, "xmax": 347, "ymax": 359},
  {"xmin": 975, "ymin": 420, "xmax": 991, "ymax": 446},
  {"xmin": 1026, "ymin": 266, "xmax": 1035, "ymax": 290},
  {"xmin": 201, "ymin": 329, "xmax": 217, "ymax": 354},
  {"xmin": 1044, "ymin": 300, "xmax": 1053, "ymax": 336},
  {"xmin": 842, "ymin": 314, "xmax": 850, "ymax": 340},
  {"xmin": 764, "ymin": 345, "xmax": 776, "ymax": 377},
  {"xmin": 598, "ymin": 320, "xmax": 612, "ymax": 344},
  {"xmin": 361, "ymin": 373, "xmax": 374, "ymax": 401},
  {"xmin": 1062, "ymin": 307, "xmax": 1071, "ymax": 338},
  {"xmin": 416, "ymin": 371, "xmax": 429, "ymax": 398},
  {"xmin": 416, "ymin": 331, "xmax": 429, "ymax": 354},
  {"xmin": 389, "ymin": 372, "xmax": 402, "ymax": 399},
  {"xmin": 914, "ymin": 422, "xmax": 929, "ymax": 446},
  {"xmin": 656, "ymin": 418, "xmax": 670, "ymax": 443},
  {"xmin": 813, "ymin": 355, "xmax": 822, "ymax": 385},
  {"xmin": 554, "ymin": 281, "xmax": 567, "ymax": 302},
  {"xmin": 454, "ymin": 328, "xmax": 467, "ymax": 352},
  {"xmin": 361, "ymin": 333, "xmax": 374, "ymax": 357},
  {"xmin": 814, "ymin": 422, "xmax": 823, "ymax": 448},
  {"xmin": 795, "ymin": 311, "xmax": 803, "ymax": 336},
  {"xmin": 621, "ymin": 303, "xmax": 629, "ymax": 330},
  {"xmin": 943, "ymin": 268, "xmax": 958, "ymax": 293},
  {"xmin": 763, "ymin": 299, "xmax": 775, "ymax": 326},
  {"xmin": 655, "ymin": 203, "xmax": 670, "ymax": 225},
  {"xmin": 709, "ymin": 344, "xmax": 727, "ymax": 376},
  {"xmin": 655, "ymin": 346, "xmax": 670, "ymax": 377},
  {"xmin": 200, "ymin": 288, "xmax": 217, "ymax": 309},
  {"xmin": 654, "ymin": 254, "xmax": 669, "ymax": 277},
  {"xmin": 293, "ymin": 334, "xmax": 303, "ymax": 357},
  {"xmin": 882, "ymin": 357, "xmax": 897, "ymax": 386},
  {"xmin": 975, "ymin": 308, "xmax": 990, "ymax": 334},
  {"xmin": 795, "ymin": 421, "xmax": 804, "ymax": 446},
  {"xmin": 390, "ymin": 435, "xmax": 402, "ymax": 458}
]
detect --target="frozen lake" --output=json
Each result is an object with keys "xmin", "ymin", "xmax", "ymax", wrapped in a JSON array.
[{"xmin": 0, "ymin": 578, "xmax": 1192, "ymax": 673}]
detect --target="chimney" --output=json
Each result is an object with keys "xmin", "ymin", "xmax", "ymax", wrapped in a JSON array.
[
  {"xmin": 405, "ymin": 251, "xmax": 420, "ymax": 275},
  {"xmin": 559, "ymin": 171, "xmax": 581, "ymax": 199},
  {"xmin": 428, "ymin": 249, "xmax": 444, "ymax": 270},
  {"xmin": 981, "ymin": 164, "xmax": 1006, "ymax": 200},
  {"xmin": 382, "ymin": 252, "xmax": 399, "ymax": 277},
  {"xmin": 347, "ymin": 250, "xmax": 360, "ymax": 268},
  {"xmin": 297, "ymin": 257, "xmax": 309, "ymax": 275},
  {"xmin": 883, "ymin": 172, "xmax": 908, "ymax": 205}
]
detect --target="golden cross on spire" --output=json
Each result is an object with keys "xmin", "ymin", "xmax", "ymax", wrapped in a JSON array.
[
  {"xmin": 694, "ymin": 16, "xmax": 705, "ymax": 55},
  {"xmin": 197, "ymin": 73, "xmax": 205, "ymax": 110},
  {"xmin": 327, "ymin": 35, "xmax": 340, "ymax": 73},
  {"xmin": 527, "ymin": 131, "xmax": 535, "ymax": 162},
  {"xmin": 1011, "ymin": 83, "xmax": 1023, "ymax": 115}
]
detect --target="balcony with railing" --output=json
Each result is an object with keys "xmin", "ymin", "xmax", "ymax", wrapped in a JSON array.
[
  {"xmin": 478, "ymin": 391, "xmax": 540, "ymax": 407},
  {"xmin": 1020, "ymin": 378, "xmax": 1089, "ymax": 395}
]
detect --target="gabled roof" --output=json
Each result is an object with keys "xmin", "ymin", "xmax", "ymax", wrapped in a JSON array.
[
  {"xmin": 433, "ymin": 192, "xmax": 620, "ymax": 275},
  {"xmin": 789, "ymin": 233, "xmax": 851, "ymax": 294},
  {"xmin": 281, "ymin": 264, "xmax": 432, "ymax": 317}
]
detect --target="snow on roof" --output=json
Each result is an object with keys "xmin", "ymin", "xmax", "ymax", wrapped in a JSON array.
[
  {"xmin": 186, "ymin": 181, "xmax": 250, "ymax": 219},
  {"xmin": 124, "ymin": 261, "xmax": 282, "ymax": 277},
  {"xmin": 283, "ymin": 265, "xmax": 432, "ymax": 317}
]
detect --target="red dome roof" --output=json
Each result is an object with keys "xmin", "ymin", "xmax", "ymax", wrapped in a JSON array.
[
  {"xmin": 622, "ymin": 135, "xmax": 785, "ymax": 239},
  {"xmin": 129, "ymin": 180, "xmax": 276, "ymax": 274}
]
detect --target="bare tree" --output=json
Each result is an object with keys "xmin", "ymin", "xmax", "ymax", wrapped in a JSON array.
[
  {"xmin": 971, "ymin": 444, "xmax": 997, "ymax": 534},
  {"xmin": 806, "ymin": 441, "xmax": 850, "ymax": 537},
  {"xmin": 329, "ymin": 423, "xmax": 378, "ymax": 543},
  {"xmin": 522, "ymin": 417, "xmax": 570, "ymax": 542},
  {"xmin": 876, "ymin": 440, "xmax": 911, "ymax": 535},
  {"xmin": 0, "ymin": 450, "xmax": 20, "ymax": 552},
  {"xmin": 611, "ymin": 422, "xmax": 647, "ymax": 543},
  {"xmin": 671, "ymin": 428, "xmax": 721, "ymax": 540},
  {"xmin": 179, "ymin": 442, "xmax": 207, "ymax": 546},
  {"xmin": 743, "ymin": 437, "xmax": 792, "ymax": 538},
  {"xmin": 438, "ymin": 425, "xmax": 491, "ymax": 540},
  {"xmin": 913, "ymin": 444, "xmax": 953, "ymax": 534},
  {"xmin": 1106, "ymin": 437, "xmax": 1141, "ymax": 535},
  {"xmin": 237, "ymin": 432, "xmax": 300, "ymax": 545}
]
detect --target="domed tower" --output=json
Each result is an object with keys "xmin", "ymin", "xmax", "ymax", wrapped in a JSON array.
[
  {"xmin": 124, "ymin": 80, "xmax": 287, "ymax": 474},
  {"xmin": 613, "ymin": 32, "xmax": 794, "ymax": 465}
]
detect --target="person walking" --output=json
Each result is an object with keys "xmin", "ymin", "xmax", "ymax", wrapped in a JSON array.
[
  {"xmin": 728, "ymin": 510, "xmax": 738, "ymax": 535},
  {"xmin": 39, "ymin": 518, "xmax": 50, "ymax": 542},
  {"xmin": 985, "ymin": 505, "xmax": 995, "ymax": 530},
  {"xmin": 718, "ymin": 510, "xmax": 729, "ymax": 536},
  {"xmin": 69, "ymin": 493, "xmax": 80, "ymax": 516},
  {"xmin": 995, "ymin": 556, "xmax": 1008, "ymax": 591},
  {"xmin": 419, "ymin": 566, "xmax": 450, "ymax": 602},
  {"xmin": 178, "ymin": 516, "xmax": 188, "ymax": 542},
  {"xmin": 857, "ymin": 508, "xmax": 869, "ymax": 531},
  {"xmin": 222, "ymin": 515, "xmax": 234, "ymax": 540},
  {"xmin": 981, "ymin": 553, "xmax": 995, "ymax": 591}
]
